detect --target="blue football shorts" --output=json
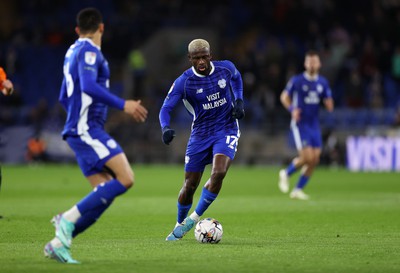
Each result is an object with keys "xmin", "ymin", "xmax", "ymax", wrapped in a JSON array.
[
  {"xmin": 184, "ymin": 134, "xmax": 240, "ymax": 172},
  {"xmin": 66, "ymin": 129, "xmax": 123, "ymax": 176},
  {"xmin": 290, "ymin": 121, "xmax": 322, "ymax": 150}
]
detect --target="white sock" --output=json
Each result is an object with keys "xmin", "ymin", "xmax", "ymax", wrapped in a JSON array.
[
  {"xmin": 189, "ymin": 212, "xmax": 200, "ymax": 222},
  {"xmin": 50, "ymin": 237, "xmax": 63, "ymax": 248},
  {"xmin": 62, "ymin": 205, "xmax": 81, "ymax": 224}
]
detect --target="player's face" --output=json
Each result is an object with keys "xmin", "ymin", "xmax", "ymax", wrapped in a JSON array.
[
  {"xmin": 189, "ymin": 49, "xmax": 212, "ymax": 76},
  {"xmin": 304, "ymin": 55, "xmax": 321, "ymax": 75}
]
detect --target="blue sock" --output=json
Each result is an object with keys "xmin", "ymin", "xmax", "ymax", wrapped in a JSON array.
[
  {"xmin": 73, "ymin": 201, "xmax": 111, "ymax": 237},
  {"xmin": 77, "ymin": 179, "xmax": 127, "ymax": 214},
  {"xmin": 73, "ymin": 179, "xmax": 127, "ymax": 236},
  {"xmin": 194, "ymin": 187, "xmax": 218, "ymax": 216},
  {"xmin": 296, "ymin": 175, "xmax": 310, "ymax": 190},
  {"xmin": 177, "ymin": 202, "xmax": 192, "ymax": 224},
  {"xmin": 286, "ymin": 162, "xmax": 297, "ymax": 176}
]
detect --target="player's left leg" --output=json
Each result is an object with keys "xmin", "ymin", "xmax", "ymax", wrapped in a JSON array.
[
  {"xmin": 290, "ymin": 147, "xmax": 321, "ymax": 200},
  {"xmin": 192, "ymin": 134, "xmax": 238, "ymax": 218},
  {"xmin": 195, "ymin": 154, "xmax": 231, "ymax": 216}
]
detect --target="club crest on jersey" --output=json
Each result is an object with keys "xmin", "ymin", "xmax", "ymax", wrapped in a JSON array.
[
  {"xmin": 218, "ymin": 79, "xmax": 226, "ymax": 88},
  {"xmin": 302, "ymin": 84, "xmax": 309, "ymax": 91},
  {"xmin": 317, "ymin": 84, "xmax": 323, "ymax": 93},
  {"xmin": 196, "ymin": 88, "xmax": 203, "ymax": 94},
  {"xmin": 107, "ymin": 139, "xmax": 117, "ymax": 149},
  {"xmin": 85, "ymin": 51, "xmax": 97, "ymax": 65}
]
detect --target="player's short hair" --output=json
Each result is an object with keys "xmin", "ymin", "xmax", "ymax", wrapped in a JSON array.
[
  {"xmin": 76, "ymin": 7, "xmax": 103, "ymax": 34},
  {"xmin": 188, "ymin": 39, "xmax": 210, "ymax": 53},
  {"xmin": 305, "ymin": 50, "xmax": 319, "ymax": 58}
]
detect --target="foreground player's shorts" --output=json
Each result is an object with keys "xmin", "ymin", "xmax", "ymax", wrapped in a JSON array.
[{"xmin": 66, "ymin": 129, "xmax": 123, "ymax": 176}]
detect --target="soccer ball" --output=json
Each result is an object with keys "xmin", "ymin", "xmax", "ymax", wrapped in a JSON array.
[{"xmin": 194, "ymin": 218, "xmax": 223, "ymax": 243}]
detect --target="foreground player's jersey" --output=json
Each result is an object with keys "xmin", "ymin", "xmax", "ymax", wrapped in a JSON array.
[
  {"xmin": 160, "ymin": 60, "xmax": 243, "ymax": 139},
  {"xmin": 59, "ymin": 38, "xmax": 124, "ymax": 137},
  {"xmin": 285, "ymin": 72, "xmax": 332, "ymax": 125}
]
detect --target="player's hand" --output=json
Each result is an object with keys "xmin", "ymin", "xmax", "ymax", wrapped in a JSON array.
[
  {"xmin": 292, "ymin": 108, "xmax": 301, "ymax": 122},
  {"xmin": 232, "ymin": 99, "xmax": 245, "ymax": 120},
  {"xmin": 162, "ymin": 126, "xmax": 176, "ymax": 145},
  {"xmin": 124, "ymin": 100, "xmax": 148, "ymax": 122},
  {"xmin": 1, "ymin": 79, "xmax": 14, "ymax": 96}
]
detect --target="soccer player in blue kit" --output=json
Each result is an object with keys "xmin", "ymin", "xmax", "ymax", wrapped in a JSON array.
[
  {"xmin": 44, "ymin": 8, "xmax": 148, "ymax": 263},
  {"xmin": 159, "ymin": 39, "xmax": 245, "ymax": 240},
  {"xmin": 279, "ymin": 50, "xmax": 334, "ymax": 200}
]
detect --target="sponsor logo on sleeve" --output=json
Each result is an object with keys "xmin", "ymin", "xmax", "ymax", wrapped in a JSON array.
[{"xmin": 85, "ymin": 51, "xmax": 97, "ymax": 65}]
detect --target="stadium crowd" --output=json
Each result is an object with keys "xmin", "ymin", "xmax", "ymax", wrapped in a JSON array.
[{"xmin": 0, "ymin": 0, "xmax": 400, "ymax": 163}]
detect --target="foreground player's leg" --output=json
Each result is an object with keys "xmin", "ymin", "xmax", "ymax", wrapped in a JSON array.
[
  {"xmin": 44, "ymin": 239, "xmax": 79, "ymax": 264},
  {"xmin": 51, "ymin": 179, "xmax": 127, "ymax": 249},
  {"xmin": 45, "ymin": 154, "xmax": 134, "ymax": 262},
  {"xmin": 72, "ymin": 171, "xmax": 115, "ymax": 237}
]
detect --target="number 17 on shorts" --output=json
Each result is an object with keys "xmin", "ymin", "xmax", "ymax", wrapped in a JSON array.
[{"xmin": 226, "ymin": 135, "xmax": 239, "ymax": 151}]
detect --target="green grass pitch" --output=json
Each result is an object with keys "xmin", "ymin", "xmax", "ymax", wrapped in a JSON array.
[{"xmin": 0, "ymin": 164, "xmax": 399, "ymax": 273}]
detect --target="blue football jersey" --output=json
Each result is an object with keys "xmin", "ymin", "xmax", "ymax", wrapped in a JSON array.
[
  {"xmin": 159, "ymin": 60, "xmax": 243, "ymax": 139},
  {"xmin": 285, "ymin": 72, "xmax": 332, "ymax": 125},
  {"xmin": 59, "ymin": 38, "xmax": 124, "ymax": 137}
]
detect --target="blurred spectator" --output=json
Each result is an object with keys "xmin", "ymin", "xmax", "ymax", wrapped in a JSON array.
[
  {"xmin": 127, "ymin": 44, "xmax": 147, "ymax": 99},
  {"xmin": 344, "ymin": 68, "xmax": 364, "ymax": 108},
  {"xmin": 26, "ymin": 136, "xmax": 47, "ymax": 162}
]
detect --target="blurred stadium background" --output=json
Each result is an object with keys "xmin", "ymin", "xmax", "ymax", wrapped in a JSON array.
[{"xmin": 0, "ymin": 0, "xmax": 400, "ymax": 170}]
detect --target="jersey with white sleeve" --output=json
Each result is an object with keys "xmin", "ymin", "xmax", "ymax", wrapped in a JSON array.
[{"xmin": 59, "ymin": 38, "xmax": 124, "ymax": 137}]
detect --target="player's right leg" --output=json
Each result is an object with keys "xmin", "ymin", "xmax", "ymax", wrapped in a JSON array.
[
  {"xmin": 44, "ymin": 240, "xmax": 79, "ymax": 264},
  {"xmin": 171, "ymin": 152, "xmax": 231, "ymax": 240},
  {"xmin": 170, "ymin": 216, "xmax": 198, "ymax": 239},
  {"xmin": 166, "ymin": 171, "xmax": 203, "ymax": 241},
  {"xmin": 280, "ymin": 123, "xmax": 310, "ymax": 194},
  {"xmin": 278, "ymin": 157, "xmax": 304, "ymax": 193},
  {"xmin": 70, "ymin": 152, "xmax": 133, "ymax": 238},
  {"xmin": 51, "ymin": 213, "xmax": 76, "ymax": 248},
  {"xmin": 45, "ymin": 131, "xmax": 133, "ymax": 262},
  {"xmin": 290, "ymin": 147, "xmax": 318, "ymax": 200}
]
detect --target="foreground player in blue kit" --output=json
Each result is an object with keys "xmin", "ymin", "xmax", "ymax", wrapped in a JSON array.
[
  {"xmin": 159, "ymin": 39, "xmax": 245, "ymax": 241},
  {"xmin": 279, "ymin": 50, "xmax": 334, "ymax": 200},
  {"xmin": 44, "ymin": 8, "xmax": 148, "ymax": 263}
]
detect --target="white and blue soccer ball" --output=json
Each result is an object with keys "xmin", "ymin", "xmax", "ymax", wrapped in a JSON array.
[{"xmin": 194, "ymin": 218, "xmax": 223, "ymax": 244}]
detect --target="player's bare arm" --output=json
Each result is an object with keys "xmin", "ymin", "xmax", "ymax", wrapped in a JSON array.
[{"xmin": 324, "ymin": 97, "xmax": 334, "ymax": 112}]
